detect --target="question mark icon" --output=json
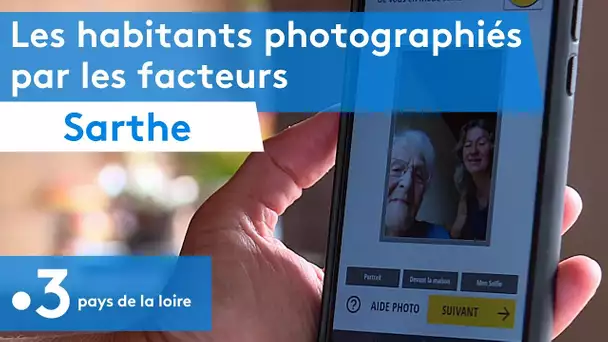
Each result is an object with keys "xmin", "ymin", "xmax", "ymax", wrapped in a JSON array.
[{"xmin": 346, "ymin": 296, "xmax": 361, "ymax": 313}]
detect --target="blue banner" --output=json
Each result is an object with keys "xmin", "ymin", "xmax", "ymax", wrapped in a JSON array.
[
  {"xmin": 0, "ymin": 256, "xmax": 211, "ymax": 331},
  {"xmin": 1, "ymin": 12, "xmax": 544, "ymax": 113}
]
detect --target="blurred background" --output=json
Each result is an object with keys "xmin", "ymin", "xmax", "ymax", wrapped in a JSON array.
[{"xmin": 0, "ymin": 0, "xmax": 603, "ymax": 340}]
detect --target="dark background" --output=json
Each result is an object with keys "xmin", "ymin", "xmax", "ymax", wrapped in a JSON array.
[
  {"xmin": 441, "ymin": 112, "xmax": 498, "ymax": 140},
  {"xmin": 270, "ymin": 0, "xmax": 604, "ymax": 340}
]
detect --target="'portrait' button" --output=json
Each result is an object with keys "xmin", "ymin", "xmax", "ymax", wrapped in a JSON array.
[{"xmin": 345, "ymin": 267, "xmax": 400, "ymax": 288}]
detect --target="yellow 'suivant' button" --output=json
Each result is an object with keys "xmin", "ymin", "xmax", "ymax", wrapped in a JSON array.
[{"xmin": 427, "ymin": 295, "xmax": 516, "ymax": 329}]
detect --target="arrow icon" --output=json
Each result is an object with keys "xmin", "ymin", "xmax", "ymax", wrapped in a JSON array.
[{"xmin": 498, "ymin": 307, "xmax": 510, "ymax": 321}]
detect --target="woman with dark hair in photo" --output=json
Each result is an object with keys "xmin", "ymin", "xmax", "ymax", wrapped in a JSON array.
[{"xmin": 450, "ymin": 118, "xmax": 495, "ymax": 241}]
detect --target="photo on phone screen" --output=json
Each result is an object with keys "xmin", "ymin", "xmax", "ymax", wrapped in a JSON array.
[{"xmin": 381, "ymin": 112, "xmax": 499, "ymax": 246}]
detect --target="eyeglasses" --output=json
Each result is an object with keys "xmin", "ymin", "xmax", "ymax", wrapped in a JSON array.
[{"xmin": 389, "ymin": 158, "xmax": 429, "ymax": 184}]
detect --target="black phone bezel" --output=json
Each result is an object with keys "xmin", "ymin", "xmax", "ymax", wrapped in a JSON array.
[{"xmin": 318, "ymin": 0, "xmax": 582, "ymax": 341}]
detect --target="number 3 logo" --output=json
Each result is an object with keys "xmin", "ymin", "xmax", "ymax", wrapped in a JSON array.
[{"xmin": 36, "ymin": 269, "xmax": 70, "ymax": 319}]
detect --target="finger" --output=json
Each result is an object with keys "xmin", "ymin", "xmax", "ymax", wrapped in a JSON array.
[
  {"xmin": 562, "ymin": 186, "xmax": 583, "ymax": 235},
  {"xmin": 553, "ymin": 255, "xmax": 602, "ymax": 339},
  {"xmin": 213, "ymin": 111, "xmax": 339, "ymax": 232}
]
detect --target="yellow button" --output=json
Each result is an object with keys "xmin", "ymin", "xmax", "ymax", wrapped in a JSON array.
[{"xmin": 427, "ymin": 295, "xmax": 516, "ymax": 329}]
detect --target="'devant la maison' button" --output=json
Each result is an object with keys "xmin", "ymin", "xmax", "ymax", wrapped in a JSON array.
[{"xmin": 427, "ymin": 295, "xmax": 516, "ymax": 329}]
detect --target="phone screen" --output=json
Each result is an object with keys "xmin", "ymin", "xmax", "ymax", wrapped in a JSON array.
[{"xmin": 331, "ymin": 1, "xmax": 555, "ymax": 341}]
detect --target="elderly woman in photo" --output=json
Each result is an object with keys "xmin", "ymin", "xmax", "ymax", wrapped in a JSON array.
[{"xmin": 384, "ymin": 129, "xmax": 450, "ymax": 239}]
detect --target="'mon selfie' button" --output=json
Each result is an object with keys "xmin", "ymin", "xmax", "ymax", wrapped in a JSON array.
[{"xmin": 427, "ymin": 295, "xmax": 516, "ymax": 329}]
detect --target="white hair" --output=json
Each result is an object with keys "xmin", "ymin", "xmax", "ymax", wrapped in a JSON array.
[{"xmin": 392, "ymin": 129, "xmax": 435, "ymax": 177}]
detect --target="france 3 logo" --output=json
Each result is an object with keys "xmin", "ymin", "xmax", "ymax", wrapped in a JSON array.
[{"xmin": 504, "ymin": 0, "xmax": 543, "ymax": 10}]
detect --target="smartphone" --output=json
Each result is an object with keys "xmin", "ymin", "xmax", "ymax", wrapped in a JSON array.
[{"xmin": 318, "ymin": 0, "xmax": 583, "ymax": 341}]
